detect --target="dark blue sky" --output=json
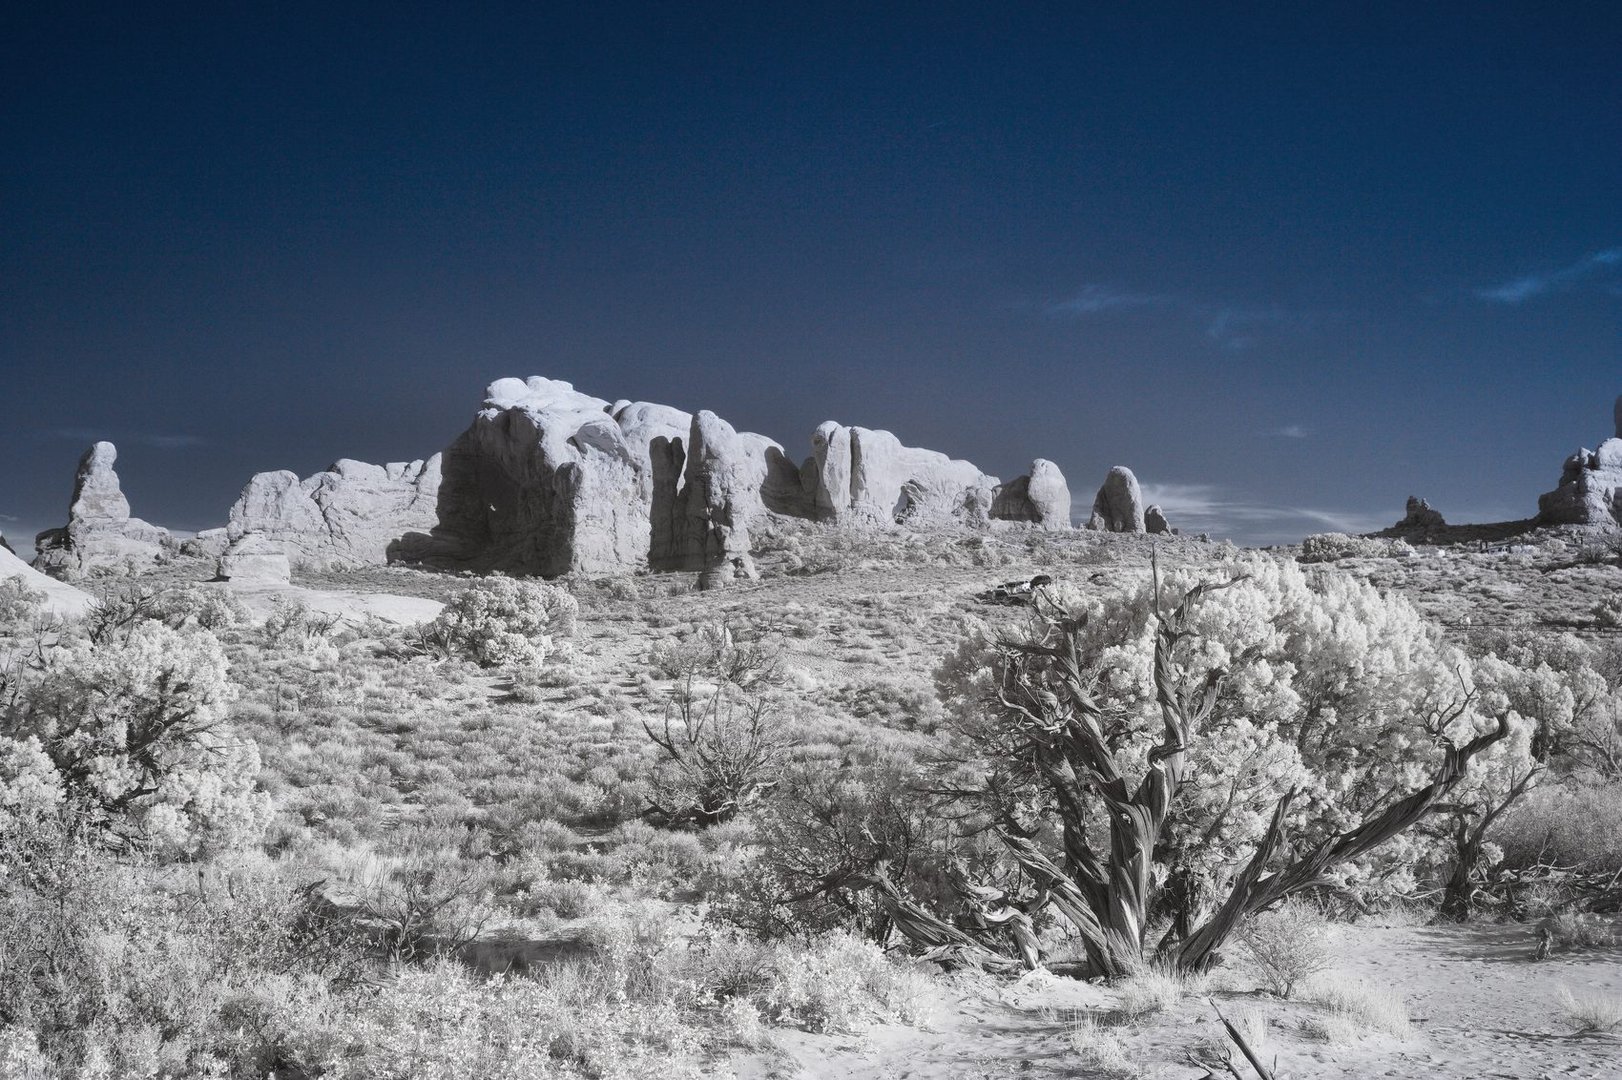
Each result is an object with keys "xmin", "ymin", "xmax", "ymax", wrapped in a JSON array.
[{"xmin": 4, "ymin": 2, "xmax": 1619, "ymax": 546}]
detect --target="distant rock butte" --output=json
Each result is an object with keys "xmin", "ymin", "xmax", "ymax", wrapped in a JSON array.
[
  {"xmin": 33, "ymin": 380, "xmax": 1167, "ymax": 584},
  {"xmin": 33, "ymin": 441, "xmax": 175, "ymax": 578},
  {"xmin": 1392, "ymin": 496, "xmax": 1447, "ymax": 533},
  {"xmin": 1537, "ymin": 395, "xmax": 1622, "ymax": 529},
  {"xmin": 379, "ymin": 376, "xmax": 1152, "ymax": 579}
]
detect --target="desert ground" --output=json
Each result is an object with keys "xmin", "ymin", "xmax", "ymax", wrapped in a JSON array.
[{"xmin": 3, "ymin": 522, "xmax": 1620, "ymax": 1079}]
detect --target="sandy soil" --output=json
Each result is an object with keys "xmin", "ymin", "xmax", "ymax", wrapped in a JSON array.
[
  {"xmin": 214, "ymin": 581, "xmax": 444, "ymax": 625},
  {"xmin": 732, "ymin": 921, "xmax": 1622, "ymax": 1080}
]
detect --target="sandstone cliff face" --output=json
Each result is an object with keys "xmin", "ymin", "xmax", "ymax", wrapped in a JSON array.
[
  {"xmin": 1536, "ymin": 396, "xmax": 1622, "ymax": 529},
  {"xmin": 33, "ymin": 442, "xmax": 174, "ymax": 578},
  {"xmin": 808, "ymin": 422, "xmax": 997, "ymax": 527},
  {"xmin": 228, "ymin": 455, "xmax": 441, "ymax": 569}
]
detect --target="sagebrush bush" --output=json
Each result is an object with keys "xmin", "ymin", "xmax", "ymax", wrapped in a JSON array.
[
  {"xmin": 1238, "ymin": 900, "xmax": 1335, "ymax": 998},
  {"xmin": 419, "ymin": 577, "xmax": 578, "ymax": 668},
  {"xmin": 3, "ymin": 621, "xmax": 271, "ymax": 857}
]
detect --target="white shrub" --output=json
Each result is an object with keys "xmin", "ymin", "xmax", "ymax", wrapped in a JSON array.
[{"xmin": 422, "ymin": 577, "xmax": 578, "ymax": 669}]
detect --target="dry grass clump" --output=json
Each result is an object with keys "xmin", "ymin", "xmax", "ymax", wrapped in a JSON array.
[
  {"xmin": 1558, "ymin": 987, "xmax": 1622, "ymax": 1033},
  {"xmin": 1068, "ymin": 1013, "xmax": 1136, "ymax": 1079},
  {"xmin": 1298, "ymin": 977, "xmax": 1412, "ymax": 1042},
  {"xmin": 1111, "ymin": 962, "xmax": 1210, "ymax": 1019},
  {"xmin": 1238, "ymin": 899, "xmax": 1335, "ymax": 998}
]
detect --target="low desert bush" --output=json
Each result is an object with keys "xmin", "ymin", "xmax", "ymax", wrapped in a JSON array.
[
  {"xmin": 1239, "ymin": 899, "xmax": 1335, "ymax": 998},
  {"xmin": 648, "ymin": 621, "xmax": 780, "ymax": 690},
  {"xmin": 148, "ymin": 584, "xmax": 248, "ymax": 630},
  {"xmin": 685, "ymin": 929, "xmax": 933, "ymax": 1034},
  {"xmin": 418, "ymin": 576, "xmax": 578, "ymax": 668},
  {"xmin": 1298, "ymin": 532, "xmax": 1414, "ymax": 563},
  {"xmin": 1495, "ymin": 782, "xmax": 1622, "ymax": 874},
  {"xmin": 1558, "ymin": 987, "xmax": 1622, "ymax": 1033}
]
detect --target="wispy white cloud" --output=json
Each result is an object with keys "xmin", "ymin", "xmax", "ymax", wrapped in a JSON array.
[
  {"xmin": 1267, "ymin": 424, "xmax": 1310, "ymax": 439},
  {"xmin": 1048, "ymin": 286, "xmax": 1319, "ymax": 351},
  {"xmin": 50, "ymin": 427, "xmax": 207, "ymax": 449},
  {"xmin": 1476, "ymin": 247, "xmax": 1622, "ymax": 304},
  {"xmin": 1047, "ymin": 284, "xmax": 1168, "ymax": 316},
  {"xmin": 1138, "ymin": 481, "xmax": 1389, "ymax": 547}
]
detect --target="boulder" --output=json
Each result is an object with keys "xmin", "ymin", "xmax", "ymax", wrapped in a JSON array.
[
  {"xmin": 217, "ymin": 532, "xmax": 292, "ymax": 585},
  {"xmin": 228, "ymin": 455, "xmax": 441, "ymax": 568},
  {"xmin": 1087, "ymin": 466, "xmax": 1146, "ymax": 533},
  {"xmin": 808, "ymin": 422, "xmax": 997, "ymax": 527},
  {"xmin": 1145, "ymin": 504, "xmax": 1172, "ymax": 534},
  {"xmin": 992, "ymin": 459, "xmax": 1071, "ymax": 529},
  {"xmin": 33, "ymin": 442, "xmax": 174, "ymax": 578}
]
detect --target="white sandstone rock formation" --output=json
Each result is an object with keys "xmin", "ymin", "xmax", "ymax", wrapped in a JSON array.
[
  {"xmin": 217, "ymin": 532, "xmax": 292, "ymax": 585},
  {"xmin": 1144, "ymin": 504, "xmax": 1172, "ymax": 534},
  {"xmin": 227, "ymin": 455, "xmax": 441, "ymax": 568},
  {"xmin": 411, "ymin": 377, "xmax": 821, "ymax": 578},
  {"xmin": 808, "ymin": 422, "xmax": 996, "ymax": 527},
  {"xmin": 34, "ymin": 442, "xmax": 174, "ymax": 578},
  {"xmin": 416, "ymin": 378, "xmax": 698, "ymax": 575},
  {"xmin": 1536, "ymin": 396, "xmax": 1622, "ymax": 529},
  {"xmin": 651, "ymin": 410, "xmax": 779, "ymax": 586},
  {"xmin": 1, "ymin": 543, "xmax": 95, "ymax": 617},
  {"xmin": 991, "ymin": 459, "xmax": 1072, "ymax": 529},
  {"xmin": 1087, "ymin": 466, "xmax": 1146, "ymax": 533}
]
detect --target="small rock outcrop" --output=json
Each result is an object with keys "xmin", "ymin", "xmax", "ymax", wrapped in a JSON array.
[
  {"xmin": 1536, "ymin": 396, "xmax": 1622, "ymax": 529},
  {"xmin": 992, "ymin": 459, "xmax": 1072, "ymax": 530},
  {"xmin": 228, "ymin": 456, "xmax": 441, "ymax": 568},
  {"xmin": 33, "ymin": 442, "xmax": 174, "ymax": 578},
  {"xmin": 1144, "ymin": 504, "xmax": 1172, "ymax": 534},
  {"xmin": 1393, "ymin": 496, "xmax": 1447, "ymax": 533},
  {"xmin": 217, "ymin": 533, "xmax": 292, "ymax": 585},
  {"xmin": 1087, "ymin": 466, "xmax": 1146, "ymax": 533}
]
